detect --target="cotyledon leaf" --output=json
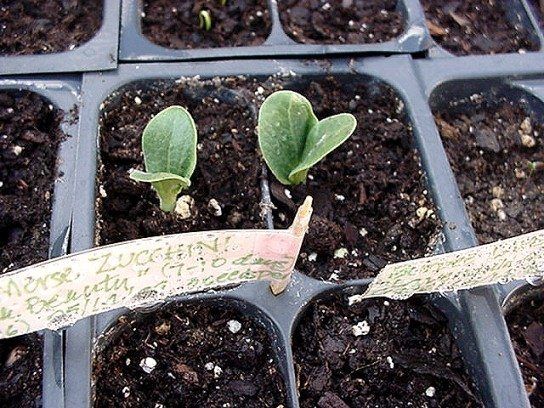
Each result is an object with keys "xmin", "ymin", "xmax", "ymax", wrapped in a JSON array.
[
  {"xmin": 258, "ymin": 90, "xmax": 318, "ymax": 184},
  {"xmin": 289, "ymin": 113, "xmax": 357, "ymax": 183},
  {"xmin": 129, "ymin": 106, "xmax": 197, "ymax": 212},
  {"xmin": 142, "ymin": 105, "xmax": 197, "ymax": 178}
]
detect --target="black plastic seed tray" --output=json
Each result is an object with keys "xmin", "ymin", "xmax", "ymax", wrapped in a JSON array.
[
  {"xmin": 119, "ymin": 0, "xmax": 432, "ymax": 62},
  {"xmin": 0, "ymin": 0, "xmax": 120, "ymax": 76},
  {"xmin": 423, "ymin": 0, "xmax": 544, "ymax": 58},
  {"xmin": 0, "ymin": 77, "xmax": 79, "ymax": 406},
  {"xmin": 55, "ymin": 56, "xmax": 537, "ymax": 408},
  {"xmin": 414, "ymin": 56, "xmax": 544, "ymax": 407}
]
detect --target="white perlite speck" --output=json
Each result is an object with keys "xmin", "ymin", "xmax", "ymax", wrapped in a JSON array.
[
  {"xmin": 134, "ymin": 96, "xmax": 142, "ymax": 105},
  {"xmin": 308, "ymin": 252, "xmax": 318, "ymax": 262},
  {"xmin": 12, "ymin": 145, "xmax": 22, "ymax": 156},
  {"xmin": 205, "ymin": 362, "xmax": 214, "ymax": 371},
  {"xmin": 425, "ymin": 386, "xmax": 436, "ymax": 397},
  {"xmin": 208, "ymin": 198, "xmax": 222, "ymax": 217},
  {"xmin": 175, "ymin": 195, "xmax": 195, "ymax": 219},
  {"xmin": 213, "ymin": 365, "xmax": 223, "ymax": 378},
  {"xmin": 122, "ymin": 386, "xmax": 130, "ymax": 398},
  {"xmin": 352, "ymin": 321, "xmax": 370, "ymax": 337},
  {"xmin": 227, "ymin": 319, "xmax": 242, "ymax": 334},
  {"xmin": 386, "ymin": 356, "xmax": 394, "ymax": 369},
  {"xmin": 140, "ymin": 357, "xmax": 157, "ymax": 374},
  {"xmin": 334, "ymin": 248, "xmax": 349, "ymax": 259}
]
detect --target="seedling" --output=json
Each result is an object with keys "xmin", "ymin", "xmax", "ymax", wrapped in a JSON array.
[
  {"xmin": 528, "ymin": 160, "xmax": 544, "ymax": 174},
  {"xmin": 258, "ymin": 90, "xmax": 357, "ymax": 185},
  {"xmin": 130, "ymin": 106, "xmax": 197, "ymax": 213},
  {"xmin": 199, "ymin": 10, "xmax": 212, "ymax": 31}
]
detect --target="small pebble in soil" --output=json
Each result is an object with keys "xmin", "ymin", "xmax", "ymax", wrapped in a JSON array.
[
  {"xmin": 139, "ymin": 357, "xmax": 157, "ymax": 374},
  {"xmin": 227, "ymin": 319, "xmax": 242, "ymax": 334}
]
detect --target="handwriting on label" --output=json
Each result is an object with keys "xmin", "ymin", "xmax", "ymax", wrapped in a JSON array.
[
  {"xmin": 362, "ymin": 229, "xmax": 544, "ymax": 300},
  {"xmin": 0, "ymin": 198, "xmax": 313, "ymax": 339}
]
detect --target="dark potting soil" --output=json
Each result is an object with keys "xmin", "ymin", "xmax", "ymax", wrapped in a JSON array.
[
  {"xmin": 93, "ymin": 302, "xmax": 286, "ymax": 407},
  {"xmin": 506, "ymin": 293, "xmax": 544, "ymax": 407},
  {"xmin": 0, "ymin": 91, "xmax": 64, "ymax": 406},
  {"xmin": 433, "ymin": 96, "xmax": 543, "ymax": 244},
  {"xmin": 278, "ymin": 0, "xmax": 403, "ymax": 45},
  {"xmin": 97, "ymin": 79, "xmax": 263, "ymax": 245},
  {"xmin": 294, "ymin": 292, "xmax": 482, "ymax": 407},
  {"xmin": 142, "ymin": 0, "xmax": 271, "ymax": 49},
  {"xmin": 422, "ymin": 0, "xmax": 539, "ymax": 55},
  {"xmin": 271, "ymin": 78, "xmax": 440, "ymax": 281},
  {"xmin": 0, "ymin": 0, "xmax": 103, "ymax": 56}
]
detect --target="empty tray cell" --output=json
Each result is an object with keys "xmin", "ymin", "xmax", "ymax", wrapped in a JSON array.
[
  {"xmin": 293, "ymin": 289, "xmax": 482, "ymax": 407},
  {"xmin": 0, "ymin": 90, "xmax": 64, "ymax": 406},
  {"xmin": 96, "ymin": 78, "xmax": 265, "ymax": 245},
  {"xmin": 430, "ymin": 82, "xmax": 544, "ymax": 244},
  {"xmin": 271, "ymin": 75, "xmax": 441, "ymax": 281},
  {"xmin": 422, "ymin": 0, "xmax": 539, "ymax": 55},
  {"xmin": 93, "ymin": 300, "xmax": 286, "ymax": 407},
  {"xmin": 0, "ymin": 0, "xmax": 103, "ymax": 56},
  {"xmin": 278, "ymin": 0, "xmax": 404, "ymax": 45},
  {"xmin": 141, "ymin": 0, "xmax": 271, "ymax": 49}
]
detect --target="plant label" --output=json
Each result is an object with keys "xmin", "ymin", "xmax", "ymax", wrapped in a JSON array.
[
  {"xmin": 0, "ymin": 197, "xmax": 313, "ymax": 339},
  {"xmin": 363, "ymin": 229, "xmax": 544, "ymax": 300}
]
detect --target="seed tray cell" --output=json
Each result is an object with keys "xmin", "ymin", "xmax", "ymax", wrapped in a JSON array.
[
  {"xmin": 119, "ymin": 0, "xmax": 432, "ymax": 62},
  {"xmin": 0, "ymin": 77, "xmax": 80, "ymax": 406},
  {"xmin": 0, "ymin": 0, "xmax": 120, "ymax": 75}
]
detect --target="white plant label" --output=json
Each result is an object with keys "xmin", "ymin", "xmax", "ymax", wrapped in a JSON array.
[
  {"xmin": 362, "ymin": 229, "xmax": 544, "ymax": 300},
  {"xmin": 0, "ymin": 198, "xmax": 313, "ymax": 339}
]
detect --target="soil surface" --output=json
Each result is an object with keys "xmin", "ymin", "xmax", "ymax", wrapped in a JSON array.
[
  {"xmin": 422, "ymin": 0, "xmax": 539, "ymax": 55},
  {"xmin": 97, "ymin": 79, "xmax": 263, "ymax": 245},
  {"xmin": 294, "ymin": 292, "xmax": 482, "ymax": 407},
  {"xmin": 93, "ymin": 301, "xmax": 286, "ymax": 407},
  {"xmin": 142, "ymin": 0, "xmax": 271, "ymax": 49},
  {"xmin": 506, "ymin": 293, "xmax": 544, "ymax": 407},
  {"xmin": 0, "ymin": 91, "xmax": 64, "ymax": 406},
  {"xmin": 271, "ymin": 77, "xmax": 440, "ymax": 281},
  {"xmin": 278, "ymin": 0, "xmax": 403, "ymax": 45},
  {"xmin": 433, "ymin": 95, "xmax": 543, "ymax": 244},
  {"xmin": 0, "ymin": 0, "xmax": 103, "ymax": 56}
]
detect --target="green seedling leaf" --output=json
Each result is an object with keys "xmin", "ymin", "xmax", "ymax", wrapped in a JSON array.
[
  {"xmin": 199, "ymin": 10, "xmax": 212, "ymax": 31},
  {"xmin": 129, "ymin": 106, "xmax": 197, "ymax": 212},
  {"xmin": 258, "ymin": 90, "xmax": 356, "ymax": 185}
]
